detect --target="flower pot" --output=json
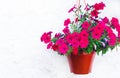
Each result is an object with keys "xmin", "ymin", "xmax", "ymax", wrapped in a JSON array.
[{"xmin": 67, "ymin": 52, "xmax": 95, "ymax": 74}]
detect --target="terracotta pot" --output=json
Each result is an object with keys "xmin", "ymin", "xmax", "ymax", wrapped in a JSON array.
[{"xmin": 67, "ymin": 52, "xmax": 95, "ymax": 74}]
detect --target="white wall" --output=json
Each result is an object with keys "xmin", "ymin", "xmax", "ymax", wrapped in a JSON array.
[{"xmin": 0, "ymin": 0, "xmax": 120, "ymax": 78}]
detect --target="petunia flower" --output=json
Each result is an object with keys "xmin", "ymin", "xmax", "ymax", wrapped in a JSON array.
[
  {"xmin": 71, "ymin": 39, "xmax": 79, "ymax": 48},
  {"xmin": 41, "ymin": 32, "xmax": 52, "ymax": 43},
  {"xmin": 108, "ymin": 33, "xmax": 116, "ymax": 46},
  {"xmin": 52, "ymin": 44, "xmax": 58, "ymax": 51},
  {"xmin": 68, "ymin": 5, "xmax": 76, "ymax": 13},
  {"xmin": 47, "ymin": 42, "xmax": 53, "ymax": 49},
  {"xmin": 66, "ymin": 34, "xmax": 74, "ymax": 43},
  {"xmin": 105, "ymin": 26, "xmax": 113, "ymax": 34},
  {"xmin": 63, "ymin": 27, "xmax": 70, "ymax": 34},
  {"xmin": 64, "ymin": 18, "xmax": 71, "ymax": 27},
  {"xmin": 58, "ymin": 44, "xmax": 69, "ymax": 54},
  {"xmin": 55, "ymin": 33, "xmax": 61, "ymax": 38},
  {"xmin": 80, "ymin": 30, "xmax": 89, "ymax": 39},
  {"xmin": 102, "ymin": 17, "xmax": 109, "ymax": 23},
  {"xmin": 93, "ymin": 2, "xmax": 105, "ymax": 10},
  {"xmin": 56, "ymin": 38, "xmax": 65, "ymax": 45},
  {"xmin": 92, "ymin": 30, "xmax": 102, "ymax": 40},
  {"xmin": 111, "ymin": 17, "xmax": 119, "ymax": 28},
  {"xmin": 79, "ymin": 38, "xmax": 89, "ymax": 48},
  {"xmin": 81, "ymin": 21, "xmax": 90, "ymax": 29},
  {"xmin": 91, "ymin": 10, "xmax": 99, "ymax": 17}
]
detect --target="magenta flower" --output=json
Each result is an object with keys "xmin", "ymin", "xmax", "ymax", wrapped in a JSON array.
[
  {"xmin": 55, "ymin": 33, "xmax": 61, "ymax": 38},
  {"xmin": 108, "ymin": 39, "xmax": 116, "ymax": 46},
  {"xmin": 102, "ymin": 17, "xmax": 109, "ymax": 23},
  {"xmin": 63, "ymin": 27, "xmax": 70, "ymax": 34},
  {"xmin": 52, "ymin": 44, "xmax": 58, "ymax": 51},
  {"xmin": 41, "ymin": 32, "xmax": 52, "ymax": 43},
  {"xmin": 71, "ymin": 39, "xmax": 79, "ymax": 48},
  {"xmin": 94, "ymin": 3, "xmax": 100, "ymax": 10},
  {"xmin": 66, "ymin": 34, "xmax": 74, "ymax": 43},
  {"xmin": 80, "ymin": 30, "xmax": 89, "ymax": 39},
  {"xmin": 111, "ymin": 17, "xmax": 119, "ymax": 28},
  {"xmin": 64, "ymin": 18, "xmax": 71, "ymax": 27},
  {"xmin": 105, "ymin": 26, "xmax": 113, "ymax": 34},
  {"xmin": 72, "ymin": 32, "xmax": 79, "ymax": 39},
  {"xmin": 58, "ymin": 44, "xmax": 69, "ymax": 54},
  {"xmin": 108, "ymin": 33, "xmax": 116, "ymax": 46},
  {"xmin": 95, "ymin": 25, "xmax": 104, "ymax": 32},
  {"xmin": 47, "ymin": 42, "xmax": 53, "ymax": 49},
  {"xmin": 92, "ymin": 30, "xmax": 102, "ymax": 40},
  {"xmin": 56, "ymin": 38, "xmax": 65, "ymax": 45},
  {"xmin": 79, "ymin": 38, "xmax": 89, "ymax": 48},
  {"xmin": 116, "ymin": 25, "xmax": 120, "ymax": 33},
  {"xmin": 91, "ymin": 10, "xmax": 99, "ymax": 17},
  {"xmin": 81, "ymin": 21, "xmax": 90, "ymax": 29},
  {"xmin": 93, "ymin": 2, "xmax": 105, "ymax": 10},
  {"xmin": 68, "ymin": 5, "xmax": 76, "ymax": 13}
]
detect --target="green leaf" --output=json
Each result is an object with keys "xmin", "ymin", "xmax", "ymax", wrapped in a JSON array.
[
  {"xmin": 79, "ymin": 18, "xmax": 85, "ymax": 22},
  {"xmin": 66, "ymin": 47, "xmax": 72, "ymax": 55},
  {"xmin": 51, "ymin": 38, "xmax": 57, "ymax": 43},
  {"xmin": 70, "ymin": 24, "xmax": 77, "ymax": 31},
  {"xmin": 102, "ymin": 46, "xmax": 109, "ymax": 55}
]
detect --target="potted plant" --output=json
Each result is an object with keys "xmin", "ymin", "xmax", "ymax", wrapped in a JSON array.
[{"xmin": 40, "ymin": 1, "xmax": 120, "ymax": 74}]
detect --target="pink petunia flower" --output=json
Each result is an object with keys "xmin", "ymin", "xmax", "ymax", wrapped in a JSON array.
[
  {"xmin": 79, "ymin": 38, "xmax": 89, "ymax": 48},
  {"xmin": 116, "ymin": 25, "xmax": 120, "ymax": 33},
  {"xmin": 108, "ymin": 39, "xmax": 116, "ymax": 46},
  {"xmin": 81, "ymin": 21, "xmax": 90, "ymax": 29},
  {"xmin": 47, "ymin": 42, "xmax": 53, "ymax": 49},
  {"xmin": 105, "ymin": 26, "xmax": 113, "ymax": 34},
  {"xmin": 92, "ymin": 30, "xmax": 102, "ymax": 40},
  {"xmin": 64, "ymin": 18, "xmax": 71, "ymax": 27},
  {"xmin": 58, "ymin": 44, "xmax": 69, "ymax": 54},
  {"xmin": 72, "ymin": 32, "xmax": 79, "ymax": 39},
  {"xmin": 94, "ymin": 2, "xmax": 105, "ymax": 10},
  {"xmin": 63, "ymin": 27, "xmax": 70, "ymax": 34},
  {"xmin": 56, "ymin": 38, "xmax": 65, "ymax": 45},
  {"xmin": 95, "ymin": 25, "xmax": 104, "ymax": 32},
  {"xmin": 80, "ymin": 30, "xmax": 89, "ymax": 39},
  {"xmin": 102, "ymin": 17, "xmax": 109, "ymax": 23},
  {"xmin": 91, "ymin": 10, "xmax": 99, "ymax": 17},
  {"xmin": 71, "ymin": 39, "xmax": 79, "ymax": 48},
  {"xmin": 41, "ymin": 32, "xmax": 52, "ymax": 43},
  {"xmin": 77, "ymin": 34, "xmax": 82, "ymax": 43},
  {"xmin": 111, "ymin": 17, "xmax": 119, "ymax": 28},
  {"xmin": 94, "ymin": 3, "xmax": 100, "ymax": 10},
  {"xmin": 108, "ymin": 33, "xmax": 116, "ymax": 46},
  {"xmin": 66, "ymin": 34, "xmax": 74, "ymax": 43},
  {"xmin": 55, "ymin": 33, "xmax": 61, "ymax": 38},
  {"xmin": 68, "ymin": 5, "xmax": 76, "ymax": 13},
  {"xmin": 52, "ymin": 44, "xmax": 58, "ymax": 51}
]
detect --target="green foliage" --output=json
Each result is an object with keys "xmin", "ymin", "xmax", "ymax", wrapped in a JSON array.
[
  {"xmin": 79, "ymin": 17, "xmax": 85, "ymax": 23},
  {"xmin": 70, "ymin": 24, "xmax": 78, "ymax": 32},
  {"xmin": 51, "ymin": 37, "xmax": 57, "ymax": 43},
  {"xmin": 66, "ymin": 47, "xmax": 72, "ymax": 55},
  {"xmin": 83, "ymin": 37, "xmax": 94, "ymax": 54},
  {"xmin": 84, "ymin": 44, "xmax": 93, "ymax": 54},
  {"xmin": 102, "ymin": 45, "xmax": 109, "ymax": 55}
]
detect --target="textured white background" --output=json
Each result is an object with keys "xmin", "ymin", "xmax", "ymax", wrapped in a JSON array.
[{"xmin": 0, "ymin": 0, "xmax": 120, "ymax": 78}]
